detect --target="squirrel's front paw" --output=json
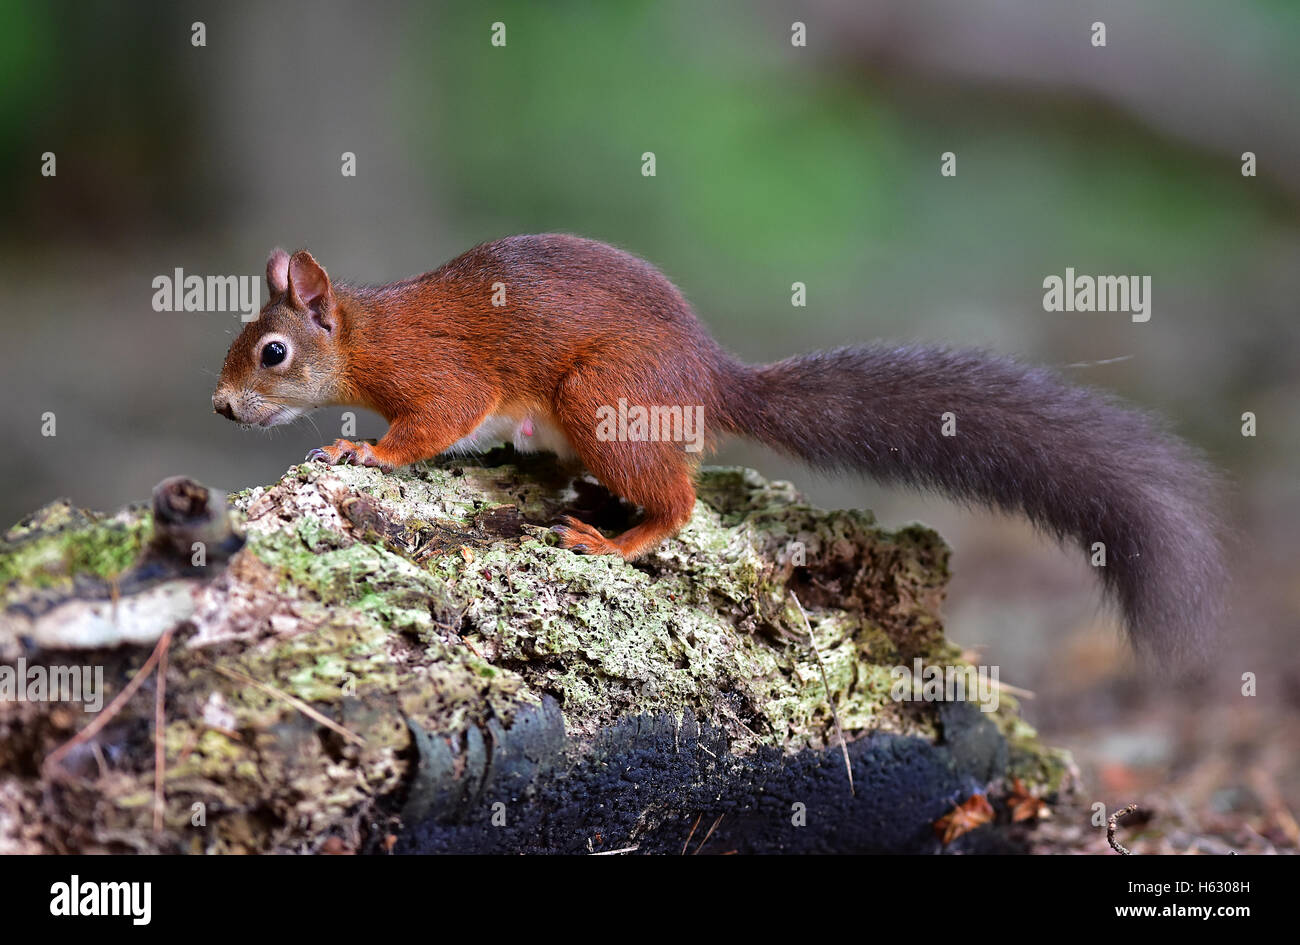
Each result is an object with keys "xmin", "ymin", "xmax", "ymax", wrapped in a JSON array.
[{"xmin": 305, "ymin": 440, "xmax": 393, "ymax": 472}]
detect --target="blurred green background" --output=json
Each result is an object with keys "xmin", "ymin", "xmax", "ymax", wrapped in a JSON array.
[{"xmin": 1, "ymin": 1, "xmax": 1298, "ymax": 816}]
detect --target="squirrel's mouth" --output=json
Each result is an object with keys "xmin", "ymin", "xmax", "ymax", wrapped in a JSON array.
[{"xmin": 255, "ymin": 406, "xmax": 303, "ymax": 428}]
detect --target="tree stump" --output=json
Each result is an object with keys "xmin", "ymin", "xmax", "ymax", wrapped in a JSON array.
[{"xmin": 0, "ymin": 449, "xmax": 1069, "ymax": 853}]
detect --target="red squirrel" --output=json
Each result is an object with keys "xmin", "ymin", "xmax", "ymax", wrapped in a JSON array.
[{"xmin": 213, "ymin": 234, "xmax": 1223, "ymax": 662}]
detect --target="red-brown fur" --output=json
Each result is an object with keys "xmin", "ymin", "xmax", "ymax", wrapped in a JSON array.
[
  {"xmin": 215, "ymin": 234, "xmax": 728, "ymax": 558},
  {"xmin": 215, "ymin": 234, "xmax": 1224, "ymax": 661}
]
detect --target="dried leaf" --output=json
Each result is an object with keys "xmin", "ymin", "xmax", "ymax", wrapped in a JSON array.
[
  {"xmin": 934, "ymin": 793, "xmax": 995, "ymax": 844},
  {"xmin": 1007, "ymin": 777, "xmax": 1049, "ymax": 822}
]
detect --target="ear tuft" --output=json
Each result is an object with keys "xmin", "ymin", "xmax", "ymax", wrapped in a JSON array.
[
  {"xmin": 266, "ymin": 248, "xmax": 290, "ymax": 297},
  {"xmin": 287, "ymin": 250, "xmax": 336, "ymax": 331}
]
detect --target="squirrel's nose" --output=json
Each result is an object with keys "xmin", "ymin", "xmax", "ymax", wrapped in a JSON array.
[{"xmin": 213, "ymin": 393, "xmax": 236, "ymax": 421}]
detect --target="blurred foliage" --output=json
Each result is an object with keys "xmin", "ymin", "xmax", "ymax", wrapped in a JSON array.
[
  {"xmin": 0, "ymin": 0, "xmax": 205, "ymax": 237},
  {"xmin": 403, "ymin": 3, "xmax": 893, "ymax": 284},
  {"xmin": 0, "ymin": 0, "xmax": 1296, "ymax": 517}
]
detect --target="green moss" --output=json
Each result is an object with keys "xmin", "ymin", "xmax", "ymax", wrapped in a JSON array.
[
  {"xmin": 2, "ymin": 452, "xmax": 1069, "ymax": 851},
  {"xmin": 63, "ymin": 519, "xmax": 149, "ymax": 577},
  {"xmin": 0, "ymin": 510, "xmax": 148, "ymax": 593},
  {"xmin": 998, "ymin": 712, "xmax": 1073, "ymax": 794}
]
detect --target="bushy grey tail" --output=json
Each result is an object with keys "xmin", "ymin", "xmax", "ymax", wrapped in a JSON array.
[{"xmin": 722, "ymin": 344, "xmax": 1224, "ymax": 663}]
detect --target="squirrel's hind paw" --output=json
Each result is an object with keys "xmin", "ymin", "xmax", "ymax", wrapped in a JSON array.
[{"xmin": 551, "ymin": 516, "xmax": 620, "ymax": 557}]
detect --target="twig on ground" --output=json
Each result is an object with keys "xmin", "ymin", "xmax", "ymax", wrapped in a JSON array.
[{"xmin": 1107, "ymin": 803, "xmax": 1138, "ymax": 855}]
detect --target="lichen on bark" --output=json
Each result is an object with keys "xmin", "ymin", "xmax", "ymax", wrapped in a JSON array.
[{"xmin": 0, "ymin": 449, "xmax": 1069, "ymax": 853}]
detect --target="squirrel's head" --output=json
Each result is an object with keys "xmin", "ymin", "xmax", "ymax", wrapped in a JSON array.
[{"xmin": 212, "ymin": 249, "xmax": 348, "ymax": 427}]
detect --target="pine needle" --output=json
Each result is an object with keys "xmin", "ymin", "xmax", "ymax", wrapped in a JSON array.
[
  {"xmin": 44, "ymin": 627, "xmax": 175, "ymax": 775},
  {"xmin": 209, "ymin": 663, "xmax": 367, "ymax": 746},
  {"xmin": 153, "ymin": 628, "xmax": 173, "ymax": 834},
  {"xmin": 792, "ymin": 592, "xmax": 855, "ymax": 797}
]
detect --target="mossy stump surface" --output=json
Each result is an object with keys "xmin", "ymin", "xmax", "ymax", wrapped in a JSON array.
[{"xmin": 0, "ymin": 450, "xmax": 1069, "ymax": 853}]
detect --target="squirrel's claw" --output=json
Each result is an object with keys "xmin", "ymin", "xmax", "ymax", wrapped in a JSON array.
[
  {"xmin": 305, "ymin": 440, "xmax": 392, "ymax": 471},
  {"xmin": 552, "ymin": 516, "xmax": 615, "ymax": 556}
]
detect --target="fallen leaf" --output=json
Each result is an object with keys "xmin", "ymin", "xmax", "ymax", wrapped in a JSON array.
[
  {"xmin": 1007, "ymin": 778, "xmax": 1049, "ymax": 822},
  {"xmin": 934, "ymin": 793, "xmax": 995, "ymax": 844}
]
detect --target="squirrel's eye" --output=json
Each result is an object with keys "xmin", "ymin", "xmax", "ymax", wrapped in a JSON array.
[{"xmin": 260, "ymin": 341, "xmax": 287, "ymax": 367}]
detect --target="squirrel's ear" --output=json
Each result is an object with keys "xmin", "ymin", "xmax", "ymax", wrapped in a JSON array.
[
  {"xmin": 266, "ymin": 248, "xmax": 290, "ymax": 297},
  {"xmin": 287, "ymin": 250, "xmax": 337, "ymax": 333}
]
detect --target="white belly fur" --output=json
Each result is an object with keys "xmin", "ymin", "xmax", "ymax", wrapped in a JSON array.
[{"xmin": 448, "ymin": 413, "xmax": 576, "ymax": 459}]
